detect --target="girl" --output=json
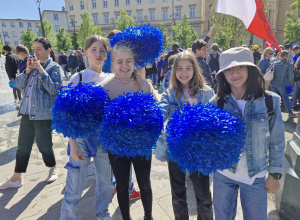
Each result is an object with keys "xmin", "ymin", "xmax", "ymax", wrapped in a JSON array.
[
  {"xmin": 102, "ymin": 42, "xmax": 156, "ymax": 220},
  {"xmin": 210, "ymin": 47, "xmax": 285, "ymax": 220},
  {"xmin": 0, "ymin": 37, "xmax": 62, "ymax": 189},
  {"xmin": 268, "ymin": 50, "xmax": 296, "ymax": 118},
  {"xmin": 159, "ymin": 51, "xmax": 214, "ymax": 220},
  {"xmin": 258, "ymin": 47, "xmax": 274, "ymax": 74},
  {"xmin": 292, "ymin": 57, "xmax": 300, "ymax": 110},
  {"xmin": 60, "ymin": 35, "xmax": 114, "ymax": 220}
]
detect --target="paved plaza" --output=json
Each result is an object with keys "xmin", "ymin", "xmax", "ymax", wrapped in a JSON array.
[{"xmin": 0, "ymin": 64, "xmax": 293, "ymax": 219}]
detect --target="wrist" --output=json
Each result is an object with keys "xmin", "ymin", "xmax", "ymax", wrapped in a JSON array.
[{"xmin": 269, "ymin": 173, "xmax": 282, "ymax": 180}]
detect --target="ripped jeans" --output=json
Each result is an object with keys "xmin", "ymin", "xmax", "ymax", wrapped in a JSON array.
[{"xmin": 60, "ymin": 139, "xmax": 114, "ymax": 220}]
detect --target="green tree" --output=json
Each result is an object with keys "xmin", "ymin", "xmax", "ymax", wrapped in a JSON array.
[
  {"xmin": 20, "ymin": 27, "xmax": 37, "ymax": 53},
  {"xmin": 78, "ymin": 11, "xmax": 105, "ymax": 48},
  {"xmin": 56, "ymin": 27, "xmax": 72, "ymax": 51},
  {"xmin": 116, "ymin": 10, "xmax": 136, "ymax": 31},
  {"xmin": 160, "ymin": 23, "xmax": 171, "ymax": 52},
  {"xmin": 284, "ymin": 0, "xmax": 300, "ymax": 43},
  {"xmin": 71, "ymin": 32, "xmax": 79, "ymax": 50},
  {"xmin": 171, "ymin": 14, "xmax": 198, "ymax": 49},
  {"xmin": 38, "ymin": 20, "xmax": 57, "ymax": 47},
  {"xmin": 0, "ymin": 40, "xmax": 3, "ymax": 54}
]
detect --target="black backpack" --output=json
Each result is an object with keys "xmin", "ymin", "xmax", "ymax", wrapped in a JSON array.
[
  {"xmin": 294, "ymin": 68, "xmax": 300, "ymax": 81},
  {"xmin": 209, "ymin": 54, "xmax": 220, "ymax": 73}
]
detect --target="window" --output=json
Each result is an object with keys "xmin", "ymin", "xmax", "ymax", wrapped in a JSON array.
[
  {"xmin": 126, "ymin": 0, "xmax": 130, "ymax": 5},
  {"xmin": 92, "ymin": 0, "xmax": 97, "ymax": 8},
  {"xmin": 163, "ymin": 0, "xmax": 168, "ymax": 1},
  {"xmin": 55, "ymin": 25, "xmax": 60, "ymax": 32},
  {"xmin": 104, "ymin": 15, "xmax": 109, "ymax": 24},
  {"xmin": 35, "ymin": 23, "xmax": 39, "ymax": 28},
  {"xmin": 11, "ymin": 22, "xmax": 15, "ymax": 27},
  {"xmin": 1, "ymin": 21, "xmax": 6, "ymax": 27},
  {"xmin": 19, "ymin": 22, "xmax": 23, "ymax": 27},
  {"xmin": 163, "ymin": 10, "xmax": 168, "ymax": 20},
  {"xmin": 54, "ymin": 14, "xmax": 59, "ymax": 20},
  {"xmin": 93, "ymin": 16, "xmax": 98, "ymax": 25},
  {"xmin": 138, "ymin": 12, "xmax": 142, "ymax": 22},
  {"xmin": 150, "ymin": 0, "xmax": 154, "ymax": 3},
  {"xmin": 137, "ymin": 0, "xmax": 141, "ymax": 4},
  {"xmin": 103, "ymin": 0, "xmax": 107, "ymax": 8},
  {"xmin": 12, "ymin": 31, "xmax": 17, "ymax": 37},
  {"xmin": 14, "ymin": 41, "xmax": 19, "ymax": 46},
  {"xmin": 4, "ymin": 32, "xmax": 9, "ymax": 37},
  {"xmin": 190, "ymin": 8, "xmax": 195, "ymax": 18},
  {"xmin": 115, "ymin": 0, "xmax": 119, "ymax": 6},
  {"xmin": 69, "ymin": 3, "xmax": 73, "ymax": 10},
  {"xmin": 128, "ymin": 13, "xmax": 131, "ymax": 16},
  {"xmin": 5, "ymin": 41, "xmax": 10, "ymax": 45},
  {"xmin": 27, "ymin": 22, "xmax": 32, "ymax": 27},
  {"xmin": 150, "ymin": 11, "xmax": 155, "ymax": 21},
  {"xmin": 176, "ymin": 9, "xmax": 181, "ymax": 19},
  {"xmin": 80, "ymin": 1, "xmax": 85, "ymax": 10},
  {"xmin": 116, "ymin": 13, "xmax": 120, "ymax": 20}
]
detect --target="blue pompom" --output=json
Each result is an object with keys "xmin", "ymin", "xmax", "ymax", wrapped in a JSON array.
[
  {"xmin": 286, "ymin": 85, "xmax": 293, "ymax": 95},
  {"xmin": 52, "ymin": 82, "xmax": 110, "ymax": 139},
  {"xmin": 166, "ymin": 103, "xmax": 246, "ymax": 175},
  {"xmin": 110, "ymin": 24, "xmax": 164, "ymax": 68},
  {"xmin": 99, "ymin": 92, "xmax": 164, "ymax": 158}
]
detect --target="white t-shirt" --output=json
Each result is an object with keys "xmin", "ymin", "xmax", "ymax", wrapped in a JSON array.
[
  {"xmin": 70, "ymin": 69, "xmax": 114, "ymax": 86},
  {"xmin": 218, "ymin": 94, "xmax": 267, "ymax": 185},
  {"xmin": 183, "ymin": 89, "xmax": 198, "ymax": 105}
]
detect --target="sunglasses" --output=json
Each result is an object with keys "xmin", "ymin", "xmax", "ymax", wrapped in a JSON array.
[{"xmin": 269, "ymin": 53, "xmax": 274, "ymax": 55}]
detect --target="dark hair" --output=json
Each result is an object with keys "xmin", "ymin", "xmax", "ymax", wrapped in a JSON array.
[
  {"xmin": 16, "ymin": 44, "xmax": 30, "ymax": 55},
  {"xmin": 3, "ymin": 45, "xmax": 12, "ymax": 52},
  {"xmin": 168, "ymin": 54, "xmax": 177, "ymax": 66},
  {"xmin": 280, "ymin": 50, "xmax": 289, "ymax": 65},
  {"xmin": 285, "ymin": 43, "xmax": 292, "ymax": 50},
  {"xmin": 171, "ymin": 43, "xmax": 179, "ymax": 51},
  {"xmin": 107, "ymin": 30, "xmax": 121, "ymax": 39},
  {"xmin": 215, "ymin": 66, "xmax": 265, "ymax": 102},
  {"xmin": 84, "ymin": 35, "xmax": 110, "ymax": 52},
  {"xmin": 293, "ymin": 45, "xmax": 300, "ymax": 51},
  {"xmin": 295, "ymin": 57, "xmax": 300, "ymax": 70},
  {"xmin": 192, "ymin": 39, "xmax": 207, "ymax": 53},
  {"xmin": 33, "ymin": 37, "xmax": 58, "ymax": 63}
]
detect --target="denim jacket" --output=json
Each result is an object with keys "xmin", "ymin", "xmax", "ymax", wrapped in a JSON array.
[
  {"xmin": 269, "ymin": 60, "xmax": 294, "ymax": 86},
  {"xmin": 159, "ymin": 85, "xmax": 215, "ymax": 122},
  {"xmin": 209, "ymin": 91, "xmax": 285, "ymax": 177},
  {"xmin": 15, "ymin": 57, "xmax": 63, "ymax": 120}
]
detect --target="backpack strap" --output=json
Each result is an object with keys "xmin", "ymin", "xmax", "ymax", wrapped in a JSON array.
[
  {"xmin": 264, "ymin": 92, "xmax": 274, "ymax": 118},
  {"xmin": 78, "ymin": 72, "xmax": 82, "ymax": 84},
  {"xmin": 217, "ymin": 98, "xmax": 224, "ymax": 110}
]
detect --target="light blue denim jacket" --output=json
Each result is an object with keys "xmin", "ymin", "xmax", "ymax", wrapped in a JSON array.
[
  {"xmin": 209, "ymin": 91, "xmax": 285, "ymax": 177},
  {"xmin": 15, "ymin": 57, "xmax": 63, "ymax": 120},
  {"xmin": 159, "ymin": 85, "xmax": 215, "ymax": 121},
  {"xmin": 269, "ymin": 60, "xmax": 294, "ymax": 86}
]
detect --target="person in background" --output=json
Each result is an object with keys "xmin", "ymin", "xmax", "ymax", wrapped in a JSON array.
[
  {"xmin": 67, "ymin": 50, "xmax": 79, "ymax": 77},
  {"xmin": 3, "ymin": 44, "xmax": 22, "ymax": 103},
  {"xmin": 163, "ymin": 43, "xmax": 180, "ymax": 74},
  {"xmin": 258, "ymin": 48, "xmax": 274, "ymax": 74},
  {"xmin": 250, "ymin": 45, "xmax": 262, "ymax": 65},
  {"xmin": 146, "ymin": 62, "xmax": 157, "ymax": 87},
  {"xmin": 292, "ymin": 45, "xmax": 300, "ymax": 64},
  {"xmin": 15, "ymin": 44, "xmax": 30, "ymax": 75},
  {"xmin": 75, "ymin": 50, "xmax": 86, "ymax": 72},
  {"xmin": 206, "ymin": 43, "xmax": 220, "ymax": 79},
  {"xmin": 164, "ymin": 55, "xmax": 177, "ymax": 90},
  {"xmin": 156, "ymin": 54, "xmax": 165, "ymax": 86},
  {"xmin": 285, "ymin": 43, "xmax": 294, "ymax": 64},
  {"xmin": 292, "ymin": 57, "xmax": 300, "ymax": 111},
  {"xmin": 58, "ymin": 51, "xmax": 68, "ymax": 80}
]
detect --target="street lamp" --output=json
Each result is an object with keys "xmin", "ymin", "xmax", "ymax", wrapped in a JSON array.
[
  {"xmin": 70, "ymin": 20, "xmax": 77, "ymax": 33},
  {"xmin": 34, "ymin": 0, "xmax": 45, "ymax": 37}
]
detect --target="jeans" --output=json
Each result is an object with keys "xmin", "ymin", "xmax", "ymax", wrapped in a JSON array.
[
  {"xmin": 149, "ymin": 73, "xmax": 157, "ymax": 85},
  {"xmin": 60, "ymin": 64, "xmax": 67, "ymax": 78},
  {"xmin": 13, "ymin": 88, "xmax": 22, "ymax": 100},
  {"xmin": 292, "ymin": 80, "xmax": 300, "ymax": 107},
  {"xmin": 270, "ymin": 83, "xmax": 293, "ymax": 113},
  {"xmin": 108, "ymin": 153, "xmax": 153, "ymax": 220},
  {"xmin": 111, "ymin": 165, "xmax": 135, "ymax": 194},
  {"xmin": 15, "ymin": 115, "xmax": 56, "ymax": 173},
  {"xmin": 60, "ymin": 140, "xmax": 114, "ymax": 220},
  {"xmin": 167, "ymin": 160, "xmax": 213, "ymax": 220},
  {"xmin": 213, "ymin": 172, "xmax": 267, "ymax": 220}
]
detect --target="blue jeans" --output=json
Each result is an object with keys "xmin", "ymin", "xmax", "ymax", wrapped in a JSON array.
[
  {"xmin": 271, "ymin": 83, "xmax": 293, "ymax": 113},
  {"xmin": 292, "ymin": 81, "xmax": 300, "ymax": 107},
  {"xmin": 149, "ymin": 73, "xmax": 157, "ymax": 85},
  {"xmin": 60, "ymin": 139, "xmax": 114, "ymax": 220},
  {"xmin": 213, "ymin": 172, "xmax": 267, "ymax": 220}
]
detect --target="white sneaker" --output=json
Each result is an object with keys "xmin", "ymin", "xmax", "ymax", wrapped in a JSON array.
[
  {"xmin": 0, "ymin": 177, "xmax": 23, "ymax": 189},
  {"xmin": 14, "ymin": 99, "xmax": 17, "ymax": 103},
  {"xmin": 46, "ymin": 167, "xmax": 59, "ymax": 183},
  {"xmin": 97, "ymin": 216, "xmax": 111, "ymax": 220}
]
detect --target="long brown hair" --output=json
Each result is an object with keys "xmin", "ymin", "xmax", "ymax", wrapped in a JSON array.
[
  {"xmin": 295, "ymin": 57, "xmax": 300, "ymax": 70},
  {"xmin": 171, "ymin": 51, "xmax": 206, "ymax": 99},
  {"xmin": 280, "ymin": 50, "xmax": 289, "ymax": 65},
  {"xmin": 34, "ymin": 37, "xmax": 58, "ymax": 63},
  {"xmin": 215, "ymin": 66, "xmax": 265, "ymax": 102}
]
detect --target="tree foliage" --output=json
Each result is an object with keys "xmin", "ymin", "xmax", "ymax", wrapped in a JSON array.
[
  {"xmin": 56, "ymin": 27, "xmax": 72, "ymax": 51},
  {"xmin": 160, "ymin": 23, "xmax": 171, "ymax": 52},
  {"xmin": 116, "ymin": 10, "xmax": 136, "ymax": 31},
  {"xmin": 171, "ymin": 14, "xmax": 198, "ymax": 49},
  {"xmin": 71, "ymin": 32, "xmax": 79, "ymax": 50},
  {"xmin": 78, "ymin": 11, "xmax": 105, "ymax": 48},
  {"xmin": 284, "ymin": 0, "xmax": 300, "ymax": 43},
  {"xmin": 0, "ymin": 40, "xmax": 3, "ymax": 54},
  {"xmin": 38, "ymin": 20, "xmax": 57, "ymax": 47},
  {"xmin": 20, "ymin": 27, "xmax": 37, "ymax": 53}
]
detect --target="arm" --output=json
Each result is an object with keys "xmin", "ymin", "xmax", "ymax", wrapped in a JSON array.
[
  {"xmin": 15, "ymin": 71, "xmax": 30, "ymax": 90},
  {"xmin": 69, "ymin": 138, "xmax": 83, "ymax": 160},
  {"xmin": 203, "ymin": 25, "xmax": 215, "ymax": 43},
  {"xmin": 158, "ymin": 90, "xmax": 171, "ymax": 122},
  {"xmin": 39, "ymin": 65, "xmax": 63, "ymax": 96},
  {"xmin": 137, "ymin": 68, "xmax": 146, "ymax": 78}
]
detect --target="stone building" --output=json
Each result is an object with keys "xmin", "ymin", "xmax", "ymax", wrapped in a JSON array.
[{"xmin": 42, "ymin": 9, "xmax": 69, "ymax": 34}]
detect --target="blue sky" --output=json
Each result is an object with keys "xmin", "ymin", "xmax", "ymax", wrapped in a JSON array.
[{"xmin": 0, "ymin": 0, "xmax": 66, "ymax": 20}]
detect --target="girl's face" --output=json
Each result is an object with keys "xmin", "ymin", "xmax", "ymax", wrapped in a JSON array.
[
  {"xmin": 175, "ymin": 60, "xmax": 194, "ymax": 88},
  {"xmin": 223, "ymin": 65, "xmax": 248, "ymax": 90},
  {"xmin": 84, "ymin": 41, "xmax": 107, "ymax": 67},
  {"xmin": 33, "ymin": 41, "xmax": 50, "ymax": 62},
  {"xmin": 113, "ymin": 50, "xmax": 135, "ymax": 80}
]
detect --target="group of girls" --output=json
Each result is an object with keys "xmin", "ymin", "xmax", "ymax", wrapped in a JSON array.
[{"xmin": 57, "ymin": 33, "xmax": 284, "ymax": 220}]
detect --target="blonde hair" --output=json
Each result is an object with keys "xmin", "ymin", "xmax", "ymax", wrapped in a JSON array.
[
  {"xmin": 280, "ymin": 50, "xmax": 289, "ymax": 65},
  {"xmin": 262, "ymin": 48, "xmax": 274, "ymax": 58},
  {"xmin": 84, "ymin": 35, "xmax": 110, "ymax": 52},
  {"xmin": 171, "ymin": 51, "xmax": 206, "ymax": 99},
  {"xmin": 111, "ymin": 42, "xmax": 141, "ymax": 91}
]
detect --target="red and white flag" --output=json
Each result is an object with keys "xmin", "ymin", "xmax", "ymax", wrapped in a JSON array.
[{"xmin": 215, "ymin": 0, "xmax": 280, "ymax": 51}]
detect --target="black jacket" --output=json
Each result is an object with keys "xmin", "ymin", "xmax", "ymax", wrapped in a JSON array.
[{"xmin": 5, "ymin": 52, "xmax": 21, "ymax": 80}]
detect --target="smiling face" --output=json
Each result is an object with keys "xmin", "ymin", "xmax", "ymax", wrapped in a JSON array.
[
  {"xmin": 175, "ymin": 59, "xmax": 194, "ymax": 88},
  {"xmin": 84, "ymin": 41, "xmax": 107, "ymax": 69},
  {"xmin": 112, "ymin": 50, "xmax": 135, "ymax": 80},
  {"xmin": 223, "ymin": 65, "xmax": 248, "ymax": 91}
]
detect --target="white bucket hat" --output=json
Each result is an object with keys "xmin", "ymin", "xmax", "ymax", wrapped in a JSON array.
[{"xmin": 217, "ymin": 47, "xmax": 260, "ymax": 75}]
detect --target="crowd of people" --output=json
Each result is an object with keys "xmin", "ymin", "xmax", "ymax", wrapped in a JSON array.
[{"xmin": 0, "ymin": 26, "xmax": 293, "ymax": 220}]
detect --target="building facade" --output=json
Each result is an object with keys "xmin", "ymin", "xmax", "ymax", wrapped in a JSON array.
[
  {"xmin": 0, "ymin": 18, "xmax": 39, "ymax": 47},
  {"xmin": 42, "ymin": 10, "xmax": 69, "ymax": 34}
]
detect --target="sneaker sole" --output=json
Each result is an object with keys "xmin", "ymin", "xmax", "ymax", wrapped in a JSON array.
[{"xmin": 0, "ymin": 184, "xmax": 23, "ymax": 190}]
